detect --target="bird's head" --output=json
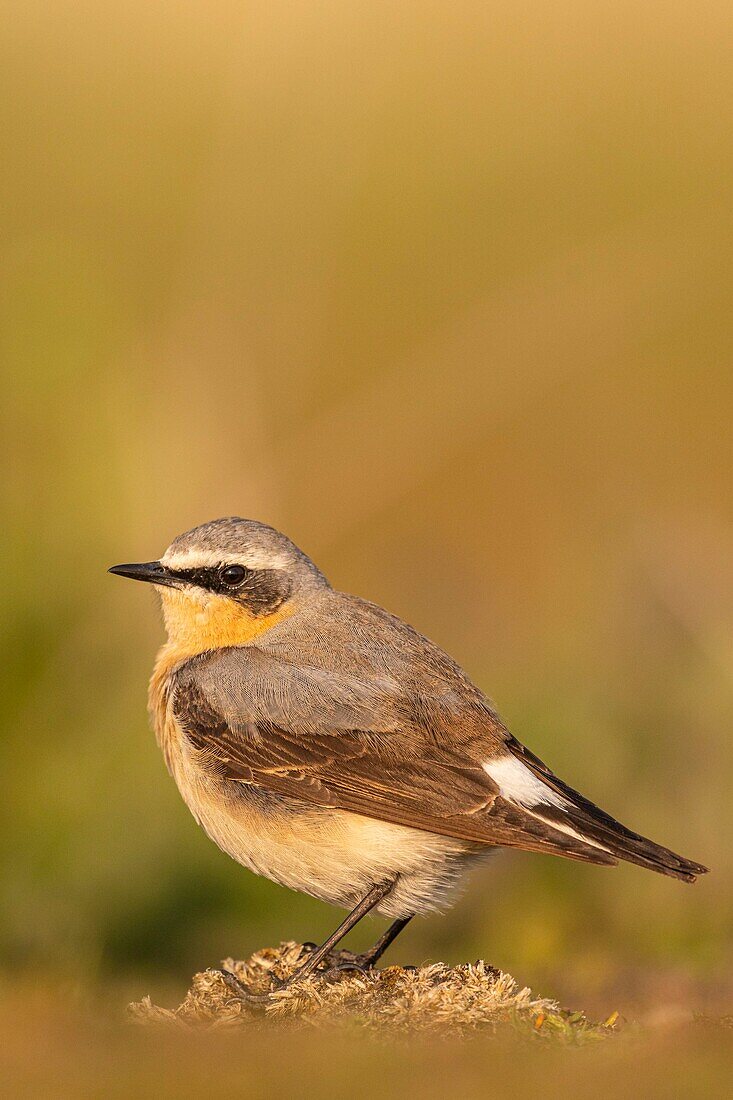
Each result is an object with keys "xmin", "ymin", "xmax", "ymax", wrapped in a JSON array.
[{"xmin": 109, "ymin": 517, "xmax": 328, "ymax": 654}]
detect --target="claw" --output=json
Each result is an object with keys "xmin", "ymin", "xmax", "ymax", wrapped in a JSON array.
[
  {"xmin": 217, "ymin": 967, "xmax": 279, "ymax": 1006},
  {"xmin": 216, "ymin": 940, "xmax": 388, "ymax": 1006},
  {"xmin": 320, "ymin": 960, "xmax": 372, "ymax": 981}
]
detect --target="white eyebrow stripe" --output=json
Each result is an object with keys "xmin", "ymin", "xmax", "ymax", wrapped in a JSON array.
[
  {"xmin": 161, "ymin": 548, "xmax": 292, "ymax": 571},
  {"xmin": 483, "ymin": 754, "xmax": 612, "ymax": 853}
]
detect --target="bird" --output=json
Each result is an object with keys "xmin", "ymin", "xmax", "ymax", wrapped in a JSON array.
[{"xmin": 110, "ymin": 517, "xmax": 708, "ymax": 999}]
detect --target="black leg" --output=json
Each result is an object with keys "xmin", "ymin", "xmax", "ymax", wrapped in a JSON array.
[
  {"xmin": 221, "ymin": 878, "xmax": 397, "ymax": 1004},
  {"xmin": 322, "ymin": 914, "xmax": 414, "ymax": 977},
  {"xmin": 361, "ymin": 914, "xmax": 413, "ymax": 967},
  {"xmin": 289, "ymin": 879, "xmax": 396, "ymax": 982}
]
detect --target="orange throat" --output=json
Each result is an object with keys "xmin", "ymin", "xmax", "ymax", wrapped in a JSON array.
[
  {"xmin": 159, "ymin": 585, "xmax": 295, "ymax": 657},
  {"xmin": 147, "ymin": 586, "xmax": 296, "ymax": 767}
]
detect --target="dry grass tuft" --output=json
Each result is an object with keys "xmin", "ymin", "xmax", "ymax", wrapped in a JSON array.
[{"xmin": 129, "ymin": 941, "xmax": 617, "ymax": 1042}]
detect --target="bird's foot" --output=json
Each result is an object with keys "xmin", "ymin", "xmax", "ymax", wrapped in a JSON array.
[
  {"xmin": 322, "ymin": 948, "xmax": 377, "ymax": 972},
  {"xmin": 318, "ymin": 960, "xmax": 371, "ymax": 982},
  {"xmin": 217, "ymin": 945, "xmax": 378, "ymax": 1007},
  {"xmin": 217, "ymin": 966, "xmax": 285, "ymax": 1006}
]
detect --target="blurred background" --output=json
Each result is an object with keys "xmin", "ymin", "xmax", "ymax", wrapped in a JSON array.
[{"xmin": 1, "ymin": 0, "xmax": 731, "ymax": 1026}]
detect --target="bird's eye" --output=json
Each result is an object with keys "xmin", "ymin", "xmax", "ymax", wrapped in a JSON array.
[{"xmin": 220, "ymin": 564, "xmax": 246, "ymax": 587}]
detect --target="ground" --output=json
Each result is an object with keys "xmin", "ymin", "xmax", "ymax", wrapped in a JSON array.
[
  {"xmin": 129, "ymin": 940, "xmax": 618, "ymax": 1041},
  {"xmin": 3, "ymin": 947, "xmax": 731, "ymax": 1098}
]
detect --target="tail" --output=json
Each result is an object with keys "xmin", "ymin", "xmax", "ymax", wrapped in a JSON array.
[{"xmin": 506, "ymin": 739, "xmax": 709, "ymax": 882}]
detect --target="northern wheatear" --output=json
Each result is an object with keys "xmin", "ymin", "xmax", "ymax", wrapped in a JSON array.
[{"xmin": 110, "ymin": 518, "xmax": 708, "ymax": 999}]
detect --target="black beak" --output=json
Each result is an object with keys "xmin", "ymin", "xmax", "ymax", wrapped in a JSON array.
[{"xmin": 108, "ymin": 561, "xmax": 180, "ymax": 588}]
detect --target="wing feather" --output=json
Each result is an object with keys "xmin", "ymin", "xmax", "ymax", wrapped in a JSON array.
[
  {"xmin": 173, "ymin": 596, "xmax": 709, "ymax": 883},
  {"xmin": 172, "ymin": 648, "xmax": 617, "ymax": 866}
]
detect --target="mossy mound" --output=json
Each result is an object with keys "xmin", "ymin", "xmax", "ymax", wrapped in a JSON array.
[{"xmin": 129, "ymin": 941, "xmax": 618, "ymax": 1042}]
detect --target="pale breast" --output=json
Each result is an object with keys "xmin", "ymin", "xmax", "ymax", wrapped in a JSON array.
[
  {"xmin": 179, "ymin": 762, "xmax": 488, "ymax": 918},
  {"xmin": 148, "ymin": 655, "xmax": 487, "ymax": 917}
]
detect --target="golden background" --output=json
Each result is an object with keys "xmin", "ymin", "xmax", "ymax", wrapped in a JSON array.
[{"xmin": 1, "ymin": 1, "xmax": 731, "ymax": 1091}]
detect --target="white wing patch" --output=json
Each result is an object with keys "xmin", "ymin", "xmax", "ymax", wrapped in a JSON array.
[
  {"xmin": 482, "ymin": 755, "xmax": 568, "ymax": 810},
  {"xmin": 483, "ymin": 754, "xmax": 611, "ymax": 853}
]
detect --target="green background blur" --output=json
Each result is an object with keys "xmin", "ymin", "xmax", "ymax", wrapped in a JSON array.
[{"xmin": 1, "ymin": 0, "xmax": 731, "ymax": 1014}]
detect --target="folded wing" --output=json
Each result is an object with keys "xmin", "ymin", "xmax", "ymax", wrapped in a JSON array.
[{"xmin": 173, "ymin": 646, "xmax": 707, "ymax": 881}]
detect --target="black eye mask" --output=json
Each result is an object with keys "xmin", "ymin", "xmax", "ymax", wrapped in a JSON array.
[{"xmin": 169, "ymin": 565, "xmax": 292, "ymax": 616}]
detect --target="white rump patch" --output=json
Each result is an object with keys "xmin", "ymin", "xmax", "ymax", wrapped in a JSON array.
[
  {"xmin": 482, "ymin": 755, "xmax": 568, "ymax": 810},
  {"xmin": 483, "ymin": 754, "xmax": 611, "ymax": 853}
]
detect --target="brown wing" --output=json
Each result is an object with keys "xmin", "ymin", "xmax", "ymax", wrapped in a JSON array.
[{"xmin": 172, "ymin": 647, "xmax": 617, "ymax": 867}]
